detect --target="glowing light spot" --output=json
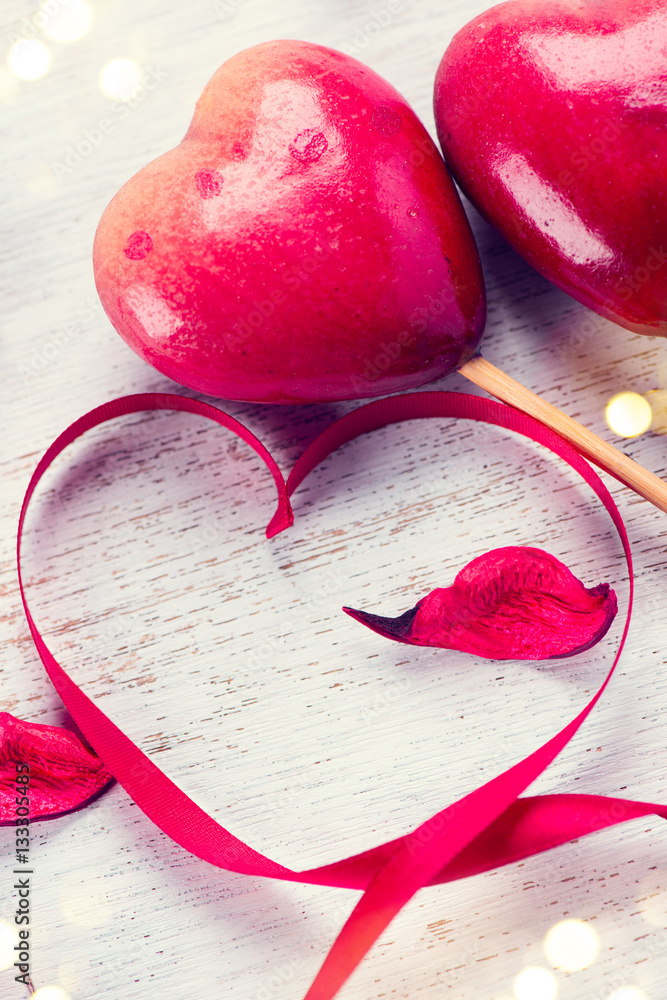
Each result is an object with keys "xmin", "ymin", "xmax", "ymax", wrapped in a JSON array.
[
  {"xmin": 8, "ymin": 40, "xmax": 52, "ymax": 81},
  {"xmin": 30, "ymin": 988, "xmax": 72, "ymax": 1000},
  {"xmin": 0, "ymin": 921, "xmax": 19, "ymax": 972},
  {"xmin": 604, "ymin": 392, "xmax": 652, "ymax": 438},
  {"xmin": 637, "ymin": 869, "xmax": 667, "ymax": 926},
  {"xmin": 543, "ymin": 918, "xmax": 600, "ymax": 971},
  {"xmin": 644, "ymin": 390, "xmax": 667, "ymax": 435},
  {"xmin": 513, "ymin": 966, "xmax": 558, "ymax": 1000},
  {"xmin": 40, "ymin": 0, "xmax": 93, "ymax": 43},
  {"xmin": 98, "ymin": 58, "xmax": 143, "ymax": 100},
  {"xmin": 609, "ymin": 989, "xmax": 649, "ymax": 1000}
]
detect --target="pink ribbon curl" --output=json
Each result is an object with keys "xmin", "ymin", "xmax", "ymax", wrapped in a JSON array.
[{"xmin": 16, "ymin": 390, "xmax": 666, "ymax": 1000}]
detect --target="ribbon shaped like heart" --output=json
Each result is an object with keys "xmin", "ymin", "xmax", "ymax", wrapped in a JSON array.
[{"xmin": 15, "ymin": 390, "xmax": 667, "ymax": 1000}]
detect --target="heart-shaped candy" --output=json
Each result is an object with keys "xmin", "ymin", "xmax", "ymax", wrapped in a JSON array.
[
  {"xmin": 93, "ymin": 40, "xmax": 485, "ymax": 402},
  {"xmin": 434, "ymin": 0, "xmax": 667, "ymax": 335}
]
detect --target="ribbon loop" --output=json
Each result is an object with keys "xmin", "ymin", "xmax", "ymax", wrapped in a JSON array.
[{"xmin": 15, "ymin": 390, "xmax": 646, "ymax": 1000}]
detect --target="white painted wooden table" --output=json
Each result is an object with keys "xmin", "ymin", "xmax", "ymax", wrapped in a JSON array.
[{"xmin": 2, "ymin": 1, "xmax": 667, "ymax": 998}]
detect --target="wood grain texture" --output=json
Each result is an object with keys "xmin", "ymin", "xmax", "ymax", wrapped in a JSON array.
[{"xmin": 1, "ymin": 1, "xmax": 667, "ymax": 998}]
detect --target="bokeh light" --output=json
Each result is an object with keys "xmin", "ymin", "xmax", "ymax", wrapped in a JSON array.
[
  {"xmin": 608, "ymin": 989, "xmax": 649, "ymax": 1000},
  {"xmin": 543, "ymin": 918, "xmax": 600, "ymax": 971},
  {"xmin": 8, "ymin": 39, "xmax": 52, "ymax": 80},
  {"xmin": 637, "ymin": 869, "xmax": 667, "ymax": 926},
  {"xmin": 513, "ymin": 966, "xmax": 558, "ymax": 1000},
  {"xmin": 40, "ymin": 0, "xmax": 93, "ymax": 43},
  {"xmin": 0, "ymin": 921, "xmax": 19, "ymax": 972},
  {"xmin": 604, "ymin": 392, "xmax": 653, "ymax": 438},
  {"xmin": 30, "ymin": 988, "xmax": 72, "ymax": 1000},
  {"xmin": 98, "ymin": 57, "xmax": 143, "ymax": 100}
]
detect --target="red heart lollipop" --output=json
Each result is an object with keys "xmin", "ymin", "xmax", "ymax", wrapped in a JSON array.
[
  {"xmin": 93, "ymin": 39, "xmax": 485, "ymax": 403},
  {"xmin": 434, "ymin": 0, "xmax": 667, "ymax": 336}
]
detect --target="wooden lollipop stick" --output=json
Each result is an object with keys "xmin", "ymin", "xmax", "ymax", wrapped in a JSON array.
[{"xmin": 459, "ymin": 355, "xmax": 667, "ymax": 514}]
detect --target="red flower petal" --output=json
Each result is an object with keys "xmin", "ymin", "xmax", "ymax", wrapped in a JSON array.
[
  {"xmin": 0, "ymin": 713, "xmax": 113, "ymax": 823},
  {"xmin": 344, "ymin": 546, "xmax": 617, "ymax": 660}
]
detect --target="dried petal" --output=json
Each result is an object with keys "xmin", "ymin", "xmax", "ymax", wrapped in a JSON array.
[
  {"xmin": 0, "ymin": 713, "xmax": 113, "ymax": 823},
  {"xmin": 344, "ymin": 546, "xmax": 617, "ymax": 660}
]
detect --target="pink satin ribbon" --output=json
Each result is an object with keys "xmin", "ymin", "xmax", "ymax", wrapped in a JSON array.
[{"xmin": 16, "ymin": 390, "xmax": 666, "ymax": 1000}]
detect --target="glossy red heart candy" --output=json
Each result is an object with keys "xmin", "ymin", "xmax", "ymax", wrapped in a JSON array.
[
  {"xmin": 434, "ymin": 0, "xmax": 667, "ymax": 335},
  {"xmin": 94, "ymin": 40, "xmax": 485, "ymax": 403}
]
